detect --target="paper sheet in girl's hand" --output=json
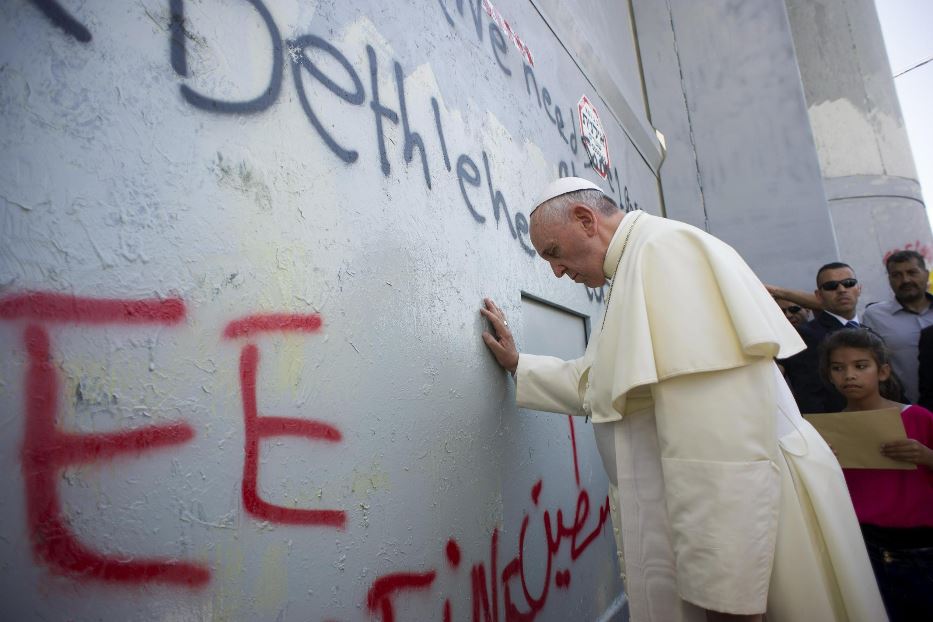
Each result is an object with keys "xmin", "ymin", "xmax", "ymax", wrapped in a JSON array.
[{"xmin": 803, "ymin": 408, "xmax": 915, "ymax": 470}]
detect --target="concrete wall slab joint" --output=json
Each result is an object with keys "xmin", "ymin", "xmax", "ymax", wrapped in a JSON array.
[
  {"xmin": 823, "ymin": 174, "xmax": 925, "ymax": 206},
  {"xmin": 529, "ymin": 0, "xmax": 665, "ymax": 174}
]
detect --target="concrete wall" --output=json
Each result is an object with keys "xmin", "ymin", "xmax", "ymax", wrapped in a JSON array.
[
  {"xmin": 531, "ymin": 0, "xmax": 662, "ymax": 177},
  {"xmin": 2, "ymin": 1, "xmax": 926, "ymax": 620},
  {"xmin": 631, "ymin": 0, "xmax": 837, "ymax": 289},
  {"xmin": 786, "ymin": 0, "xmax": 931, "ymax": 303},
  {"xmin": 0, "ymin": 1, "xmax": 661, "ymax": 620}
]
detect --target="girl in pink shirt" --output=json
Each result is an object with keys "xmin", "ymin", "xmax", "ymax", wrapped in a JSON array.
[{"xmin": 820, "ymin": 329, "xmax": 933, "ymax": 621}]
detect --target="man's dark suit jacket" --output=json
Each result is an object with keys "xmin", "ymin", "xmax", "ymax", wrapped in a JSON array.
[{"xmin": 781, "ymin": 311, "xmax": 848, "ymax": 413}]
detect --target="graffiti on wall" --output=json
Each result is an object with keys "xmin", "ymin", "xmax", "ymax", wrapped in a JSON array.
[
  {"xmin": 479, "ymin": 0, "xmax": 535, "ymax": 67},
  {"xmin": 883, "ymin": 241, "xmax": 933, "ymax": 290},
  {"xmin": 25, "ymin": 0, "xmax": 92, "ymax": 42},
  {"xmin": 224, "ymin": 313, "xmax": 346, "ymax": 528},
  {"xmin": 26, "ymin": 0, "xmax": 642, "ymax": 264},
  {"xmin": 6, "ymin": 292, "xmax": 209, "ymax": 587},
  {"xmin": 369, "ymin": 481, "xmax": 611, "ymax": 622},
  {"xmin": 882, "ymin": 241, "xmax": 933, "ymax": 266},
  {"xmin": 23, "ymin": 0, "xmax": 633, "ymax": 309},
  {"xmin": 8, "ymin": 0, "xmax": 630, "ymax": 617},
  {"xmin": 1, "ymin": 290, "xmax": 612, "ymax": 619}
]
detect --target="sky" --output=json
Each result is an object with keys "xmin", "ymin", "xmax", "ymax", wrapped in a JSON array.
[{"xmin": 875, "ymin": 0, "xmax": 933, "ymax": 225}]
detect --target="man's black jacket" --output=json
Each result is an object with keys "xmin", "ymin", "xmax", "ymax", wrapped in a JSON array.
[{"xmin": 780, "ymin": 311, "xmax": 848, "ymax": 414}]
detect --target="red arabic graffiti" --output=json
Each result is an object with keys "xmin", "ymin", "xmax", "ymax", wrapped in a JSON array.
[
  {"xmin": 0, "ymin": 292, "xmax": 209, "ymax": 587},
  {"xmin": 501, "ymin": 483, "xmax": 611, "ymax": 621},
  {"xmin": 2, "ymin": 291, "xmax": 613, "ymax": 613},
  {"xmin": 365, "ymin": 479, "xmax": 611, "ymax": 621}
]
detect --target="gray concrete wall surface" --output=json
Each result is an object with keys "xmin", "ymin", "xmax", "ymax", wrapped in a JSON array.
[
  {"xmin": 0, "ymin": 0, "xmax": 654, "ymax": 620},
  {"xmin": 3, "ymin": 0, "xmax": 925, "ymax": 620},
  {"xmin": 786, "ymin": 0, "xmax": 931, "ymax": 305},
  {"xmin": 631, "ymin": 0, "xmax": 838, "ymax": 290},
  {"xmin": 787, "ymin": 0, "xmax": 917, "ymax": 180},
  {"xmin": 531, "ymin": 0, "xmax": 662, "ymax": 176}
]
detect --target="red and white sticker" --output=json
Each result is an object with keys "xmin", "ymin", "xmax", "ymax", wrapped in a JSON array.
[
  {"xmin": 482, "ymin": 0, "xmax": 534, "ymax": 66},
  {"xmin": 577, "ymin": 95, "xmax": 610, "ymax": 179}
]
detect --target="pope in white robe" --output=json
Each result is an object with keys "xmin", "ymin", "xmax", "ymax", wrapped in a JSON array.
[{"xmin": 480, "ymin": 177, "xmax": 886, "ymax": 622}]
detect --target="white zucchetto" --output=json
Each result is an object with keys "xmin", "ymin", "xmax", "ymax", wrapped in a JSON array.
[{"xmin": 530, "ymin": 177, "xmax": 606, "ymax": 214}]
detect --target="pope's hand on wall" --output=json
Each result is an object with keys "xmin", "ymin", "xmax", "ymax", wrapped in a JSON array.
[{"xmin": 480, "ymin": 298, "xmax": 519, "ymax": 374}]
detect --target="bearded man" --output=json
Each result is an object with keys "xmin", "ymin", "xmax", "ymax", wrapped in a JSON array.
[
  {"xmin": 863, "ymin": 249, "xmax": 933, "ymax": 403},
  {"xmin": 480, "ymin": 177, "xmax": 885, "ymax": 622}
]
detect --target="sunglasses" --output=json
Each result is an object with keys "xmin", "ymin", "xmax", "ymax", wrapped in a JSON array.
[
  {"xmin": 782, "ymin": 305, "xmax": 803, "ymax": 314},
  {"xmin": 819, "ymin": 278, "xmax": 858, "ymax": 291}
]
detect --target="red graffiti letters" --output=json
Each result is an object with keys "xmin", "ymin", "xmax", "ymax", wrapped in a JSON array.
[
  {"xmin": 369, "ymin": 479, "xmax": 612, "ymax": 621},
  {"xmin": 470, "ymin": 528, "xmax": 499, "ymax": 622},
  {"xmin": 223, "ymin": 312, "xmax": 323, "ymax": 338},
  {"xmin": 1, "ymin": 292, "xmax": 208, "ymax": 587},
  {"xmin": 0, "ymin": 290, "xmax": 186, "ymax": 324},
  {"xmin": 225, "ymin": 313, "xmax": 346, "ymax": 528},
  {"xmin": 367, "ymin": 571, "xmax": 437, "ymax": 622},
  {"xmin": 501, "ymin": 483, "xmax": 611, "ymax": 621},
  {"xmin": 884, "ymin": 241, "xmax": 933, "ymax": 266},
  {"xmin": 446, "ymin": 538, "xmax": 462, "ymax": 568},
  {"xmin": 566, "ymin": 416, "xmax": 581, "ymax": 487},
  {"xmin": 3, "ymin": 291, "xmax": 614, "ymax": 612}
]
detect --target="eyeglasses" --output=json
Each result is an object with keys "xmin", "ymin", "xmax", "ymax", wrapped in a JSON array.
[
  {"xmin": 782, "ymin": 305, "xmax": 803, "ymax": 314},
  {"xmin": 819, "ymin": 278, "xmax": 858, "ymax": 291}
]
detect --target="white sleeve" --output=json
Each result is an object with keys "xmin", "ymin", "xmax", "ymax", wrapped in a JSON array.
[{"xmin": 514, "ymin": 353, "xmax": 587, "ymax": 417}]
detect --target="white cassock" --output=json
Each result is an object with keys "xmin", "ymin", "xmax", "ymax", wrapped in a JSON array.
[{"xmin": 515, "ymin": 211, "xmax": 886, "ymax": 622}]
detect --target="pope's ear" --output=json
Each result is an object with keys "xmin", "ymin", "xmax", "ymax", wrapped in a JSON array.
[{"xmin": 569, "ymin": 203, "xmax": 596, "ymax": 234}]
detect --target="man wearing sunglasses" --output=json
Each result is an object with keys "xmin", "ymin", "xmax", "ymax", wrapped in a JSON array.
[
  {"xmin": 774, "ymin": 298, "xmax": 811, "ymax": 329},
  {"xmin": 862, "ymin": 250, "xmax": 933, "ymax": 404},
  {"xmin": 781, "ymin": 262, "xmax": 862, "ymax": 414}
]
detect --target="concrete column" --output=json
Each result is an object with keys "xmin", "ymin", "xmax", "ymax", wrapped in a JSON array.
[{"xmin": 786, "ymin": 0, "xmax": 930, "ymax": 303}]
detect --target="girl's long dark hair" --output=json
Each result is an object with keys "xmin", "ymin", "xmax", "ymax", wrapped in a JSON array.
[{"xmin": 818, "ymin": 328, "xmax": 903, "ymax": 401}]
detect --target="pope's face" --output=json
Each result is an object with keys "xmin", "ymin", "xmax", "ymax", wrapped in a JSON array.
[{"xmin": 530, "ymin": 211, "xmax": 607, "ymax": 288}]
